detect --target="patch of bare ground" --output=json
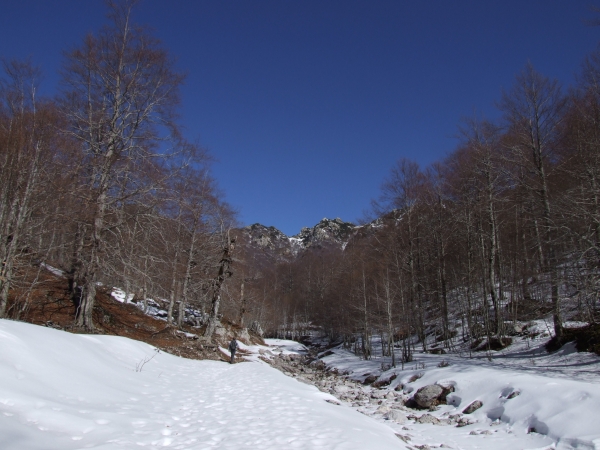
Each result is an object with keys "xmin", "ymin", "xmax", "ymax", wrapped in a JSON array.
[{"xmin": 6, "ymin": 267, "xmax": 260, "ymax": 361}]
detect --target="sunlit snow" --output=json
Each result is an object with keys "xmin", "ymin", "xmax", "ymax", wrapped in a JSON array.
[{"xmin": 0, "ymin": 320, "xmax": 404, "ymax": 450}]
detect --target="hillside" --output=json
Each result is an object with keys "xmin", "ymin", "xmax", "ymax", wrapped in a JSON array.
[{"xmin": 9, "ymin": 266, "xmax": 260, "ymax": 362}]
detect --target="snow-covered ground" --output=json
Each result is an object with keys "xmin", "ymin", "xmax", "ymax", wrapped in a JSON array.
[
  {"xmin": 0, "ymin": 320, "xmax": 404, "ymax": 450},
  {"xmin": 3, "ymin": 318, "xmax": 600, "ymax": 450},
  {"xmin": 267, "ymin": 324, "xmax": 600, "ymax": 450}
]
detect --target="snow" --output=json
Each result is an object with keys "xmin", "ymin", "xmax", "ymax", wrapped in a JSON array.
[
  {"xmin": 0, "ymin": 320, "xmax": 405, "ymax": 449},
  {"xmin": 264, "ymin": 338, "xmax": 309, "ymax": 355},
  {"xmin": 41, "ymin": 263, "xmax": 65, "ymax": 278},
  {"xmin": 311, "ymin": 331, "xmax": 600, "ymax": 450},
  {"xmin": 3, "ymin": 317, "xmax": 600, "ymax": 449},
  {"xmin": 175, "ymin": 330, "xmax": 198, "ymax": 339},
  {"xmin": 110, "ymin": 288, "xmax": 134, "ymax": 304}
]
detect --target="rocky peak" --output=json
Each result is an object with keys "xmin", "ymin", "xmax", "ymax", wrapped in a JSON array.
[
  {"xmin": 243, "ymin": 223, "xmax": 290, "ymax": 251},
  {"xmin": 293, "ymin": 217, "xmax": 356, "ymax": 249},
  {"xmin": 238, "ymin": 218, "xmax": 358, "ymax": 262}
]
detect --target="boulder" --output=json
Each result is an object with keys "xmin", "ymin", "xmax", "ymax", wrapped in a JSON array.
[
  {"xmin": 385, "ymin": 409, "xmax": 407, "ymax": 424},
  {"xmin": 363, "ymin": 374, "xmax": 378, "ymax": 385},
  {"xmin": 462, "ymin": 400, "xmax": 483, "ymax": 414},
  {"xmin": 416, "ymin": 413, "xmax": 440, "ymax": 425},
  {"xmin": 413, "ymin": 384, "xmax": 443, "ymax": 408},
  {"xmin": 372, "ymin": 374, "xmax": 397, "ymax": 388}
]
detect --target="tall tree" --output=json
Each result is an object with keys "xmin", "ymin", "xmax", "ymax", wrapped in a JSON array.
[
  {"xmin": 60, "ymin": 0, "xmax": 184, "ymax": 329},
  {"xmin": 499, "ymin": 63, "xmax": 567, "ymax": 338}
]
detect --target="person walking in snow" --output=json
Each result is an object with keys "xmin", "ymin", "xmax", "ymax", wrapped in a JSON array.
[{"xmin": 228, "ymin": 336, "xmax": 238, "ymax": 364}]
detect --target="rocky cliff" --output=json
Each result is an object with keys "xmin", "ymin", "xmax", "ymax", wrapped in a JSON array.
[{"xmin": 236, "ymin": 217, "xmax": 359, "ymax": 268}]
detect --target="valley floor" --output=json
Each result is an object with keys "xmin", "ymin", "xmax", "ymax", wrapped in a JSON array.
[
  {"xmin": 0, "ymin": 319, "xmax": 403, "ymax": 450},
  {"xmin": 2, "ymin": 318, "xmax": 600, "ymax": 450},
  {"xmin": 257, "ymin": 324, "xmax": 600, "ymax": 450}
]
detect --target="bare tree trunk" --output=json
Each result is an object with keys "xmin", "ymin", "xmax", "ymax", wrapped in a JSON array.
[
  {"xmin": 178, "ymin": 218, "xmax": 199, "ymax": 328},
  {"xmin": 204, "ymin": 234, "xmax": 236, "ymax": 340},
  {"xmin": 238, "ymin": 280, "xmax": 246, "ymax": 326}
]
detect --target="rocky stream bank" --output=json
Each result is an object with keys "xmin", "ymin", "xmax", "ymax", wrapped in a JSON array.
[{"xmin": 258, "ymin": 347, "xmax": 496, "ymax": 448}]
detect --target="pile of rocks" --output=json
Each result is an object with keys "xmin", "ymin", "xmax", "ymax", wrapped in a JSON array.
[{"xmin": 260, "ymin": 351, "xmax": 478, "ymax": 429}]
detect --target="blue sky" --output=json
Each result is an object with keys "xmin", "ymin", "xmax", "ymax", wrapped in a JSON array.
[{"xmin": 1, "ymin": 1, "xmax": 599, "ymax": 236}]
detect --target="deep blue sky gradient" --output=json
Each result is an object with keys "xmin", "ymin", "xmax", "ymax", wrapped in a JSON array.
[{"xmin": 1, "ymin": 1, "xmax": 599, "ymax": 235}]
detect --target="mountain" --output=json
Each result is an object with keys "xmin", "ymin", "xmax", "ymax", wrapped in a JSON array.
[
  {"xmin": 294, "ymin": 217, "xmax": 357, "ymax": 250},
  {"xmin": 235, "ymin": 218, "xmax": 360, "ymax": 269}
]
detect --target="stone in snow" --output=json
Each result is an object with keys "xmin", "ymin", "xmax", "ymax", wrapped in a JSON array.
[
  {"xmin": 462, "ymin": 399, "xmax": 483, "ymax": 414},
  {"xmin": 413, "ymin": 384, "xmax": 444, "ymax": 408}
]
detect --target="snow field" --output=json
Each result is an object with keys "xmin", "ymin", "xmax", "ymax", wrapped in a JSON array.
[{"xmin": 0, "ymin": 320, "xmax": 405, "ymax": 449}]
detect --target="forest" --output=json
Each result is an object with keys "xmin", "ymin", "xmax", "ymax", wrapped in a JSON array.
[
  {"xmin": 240, "ymin": 59, "xmax": 600, "ymax": 363},
  {"xmin": 2, "ymin": 1, "xmax": 600, "ymax": 363},
  {"xmin": 0, "ymin": 2, "xmax": 235, "ymax": 334}
]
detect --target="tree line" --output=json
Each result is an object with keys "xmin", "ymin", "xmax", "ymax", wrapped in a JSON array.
[
  {"xmin": 3, "ymin": 2, "xmax": 600, "ymax": 354},
  {"xmin": 243, "ymin": 56, "xmax": 600, "ymax": 363},
  {"xmin": 0, "ymin": 1, "xmax": 235, "ymax": 333}
]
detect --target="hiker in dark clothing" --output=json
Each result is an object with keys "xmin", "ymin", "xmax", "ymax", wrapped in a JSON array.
[{"xmin": 228, "ymin": 337, "xmax": 238, "ymax": 364}]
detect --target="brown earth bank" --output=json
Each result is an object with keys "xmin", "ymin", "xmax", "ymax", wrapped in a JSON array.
[{"xmin": 5, "ymin": 266, "xmax": 263, "ymax": 362}]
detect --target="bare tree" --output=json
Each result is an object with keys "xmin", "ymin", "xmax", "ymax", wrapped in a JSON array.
[
  {"xmin": 60, "ymin": 0, "xmax": 184, "ymax": 329},
  {"xmin": 499, "ymin": 63, "xmax": 567, "ymax": 338},
  {"xmin": 0, "ymin": 60, "xmax": 61, "ymax": 317}
]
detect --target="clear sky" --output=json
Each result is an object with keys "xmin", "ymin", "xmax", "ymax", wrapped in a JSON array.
[{"xmin": 1, "ymin": 1, "xmax": 599, "ymax": 236}]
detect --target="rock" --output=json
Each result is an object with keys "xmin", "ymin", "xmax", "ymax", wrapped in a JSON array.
[
  {"xmin": 213, "ymin": 325, "xmax": 227, "ymax": 337},
  {"xmin": 456, "ymin": 418, "xmax": 473, "ymax": 427},
  {"xmin": 416, "ymin": 413, "xmax": 440, "ymax": 425},
  {"xmin": 371, "ymin": 390, "xmax": 386, "ymax": 399},
  {"xmin": 470, "ymin": 429, "xmax": 492, "ymax": 435},
  {"xmin": 395, "ymin": 433, "xmax": 411, "ymax": 443},
  {"xmin": 237, "ymin": 328, "xmax": 251, "ymax": 343},
  {"xmin": 333, "ymin": 385, "xmax": 350, "ymax": 395},
  {"xmin": 507, "ymin": 391, "xmax": 520, "ymax": 399},
  {"xmin": 373, "ymin": 374, "xmax": 397, "ymax": 388},
  {"xmin": 462, "ymin": 400, "xmax": 483, "ymax": 414},
  {"xmin": 385, "ymin": 409, "xmax": 407, "ymax": 424},
  {"xmin": 376, "ymin": 405, "xmax": 391, "ymax": 415},
  {"xmin": 363, "ymin": 375, "xmax": 378, "ymax": 385},
  {"xmin": 413, "ymin": 384, "xmax": 443, "ymax": 408}
]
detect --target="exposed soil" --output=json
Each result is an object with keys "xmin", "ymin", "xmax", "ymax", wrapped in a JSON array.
[{"xmin": 6, "ymin": 267, "xmax": 257, "ymax": 362}]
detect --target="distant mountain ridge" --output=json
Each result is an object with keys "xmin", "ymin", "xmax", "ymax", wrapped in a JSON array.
[
  {"xmin": 235, "ymin": 212, "xmax": 403, "ymax": 271},
  {"xmin": 237, "ymin": 218, "xmax": 359, "ymax": 266}
]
